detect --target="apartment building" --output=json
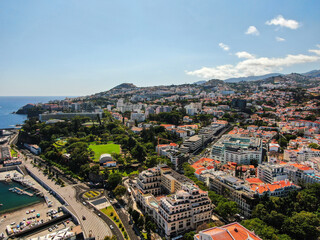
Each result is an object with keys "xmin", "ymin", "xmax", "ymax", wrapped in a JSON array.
[
  {"xmin": 180, "ymin": 124, "xmax": 225, "ymax": 154},
  {"xmin": 136, "ymin": 167, "xmax": 161, "ymax": 198},
  {"xmin": 207, "ymin": 171, "xmax": 257, "ymax": 218},
  {"xmin": 134, "ymin": 166, "xmax": 212, "ymax": 239},
  {"xmin": 0, "ymin": 146, "xmax": 11, "ymax": 160},
  {"xmin": 204, "ymin": 170, "xmax": 298, "ymax": 218},
  {"xmin": 257, "ymin": 163, "xmax": 288, "ymax": 183},
  {"xmin": 286, "ymin": 163, "xmax": 320, "ymax": 184},
  {"xmin": 24, "ymin": 143, "xmax": 41, "ymax": 155},
  {"xmin": 284, "ymin": 146, "xmax": 320, "ymax": 162},
  {"xmin": 157, "ymin": 183, "xmax": 212, "ymax": 239},
  {"xmin": 211, "ymin": 135, "xmax": 262, "ymax": 165},
  {"xmin": 130, "ymin": 112, "xmax": 146, "ymax": 122}
]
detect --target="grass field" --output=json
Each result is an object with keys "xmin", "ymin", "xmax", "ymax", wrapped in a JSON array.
[
  {"xmin": 89, "ymin": 143, "xmax": 121, "ymax": 162},
  {"xmin": 10, "ymin": 148, "xmax": 18, "ymax": 158}
]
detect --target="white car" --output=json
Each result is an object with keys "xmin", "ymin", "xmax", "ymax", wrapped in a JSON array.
[{"xmin": 110, "ymin": 225, "xmax": 114, "ymax": 230}]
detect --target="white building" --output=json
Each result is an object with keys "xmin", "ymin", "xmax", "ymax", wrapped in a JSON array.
[
  {"xmin": 130, "ymin": 112, "xmax": 146, "ymax": 122},
  {"xmin": 99, "ymin": 154, "xmax": 116, "ymax": 167},
  {"xmin": 211, "ymin": 135, "xmax": 263, "ymax": 165},
  {"xmin": 257, "ymin": 163, "xmax": 288, "ymax": 183},
  {"xmin": 135, "ymin": 166, "xmax": 212, "ymax": 239},
  {"xmin": 284, "ymin": 146, "xmax": 320, "ymax": 162},
  {"xmin": 24, "ymin": 143, "xmax": 41, "ymax": 155}
]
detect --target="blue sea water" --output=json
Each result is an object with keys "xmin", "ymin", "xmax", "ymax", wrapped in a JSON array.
[
  {"xmin": 0, "ymin": 181, "xmax": 43, "ymax": 213},
  {"xmin": 0, "ymin": 96, "xmax": 68, "ymax": 129}
]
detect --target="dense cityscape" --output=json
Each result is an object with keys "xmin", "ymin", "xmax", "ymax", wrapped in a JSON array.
[
  {"xmin": 1, "ymin": 1, "xmax": 320, "ymax": 240},
  {"xmin": 1, "ymin": 72, "xmax": 320, "ymax": 240}
]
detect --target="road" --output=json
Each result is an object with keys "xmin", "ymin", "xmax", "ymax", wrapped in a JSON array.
[
  {"xmin": 109, "ymin": 196, "xmax": 139, "ymax": 240},
  {"xmin": 189, "ymin": 124, "xmax": 233, "ymax": 164},
  {"xmin": 74, "ymin": 185, "xmax": 125, "ymax": 240},
  {"xmin": 23, "ymin": 160, "xmax": 112, "ymax": 239}
]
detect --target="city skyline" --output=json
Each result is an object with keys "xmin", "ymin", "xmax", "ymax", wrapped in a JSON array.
[{"xmin": 1, "ymin": 0, "xmax": 320, "ymax": 96}]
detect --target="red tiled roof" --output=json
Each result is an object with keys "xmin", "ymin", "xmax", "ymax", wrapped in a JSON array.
[{"xmin": 195, "ymin": 222, "xmax": 262, "ymax": 240}]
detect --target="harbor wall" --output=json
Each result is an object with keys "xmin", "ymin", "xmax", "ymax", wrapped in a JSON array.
[
  {"xmin": 0, "ymin": 165, "xmax": 24, "ymax": 175},
  {"xmin": 25, "ymin": 166, "xmax": 66, "ymax": 205}
]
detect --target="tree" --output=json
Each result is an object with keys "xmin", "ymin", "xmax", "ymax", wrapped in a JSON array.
[
  {"xmin": 113, "ymin": 185, "xmax": 127, "ymax": 198},
  {"xmin": 282, "ymin": 211, "xmax": 320, "ymax": 240},
  {"xmin": 107, "ymin": 172, "xmax": 122, "ymax": 190},
  {"xmin": 104, "ymin": 236, "xmax": 117, "ymax": 240},
  {"xmin": 132, "ymin": 210, "xmax": 140, "ymax": 223},
  {"xmin": 309, "ymin": 143, "xmax": 320, "ymax": 150},
  {"xmin": 183, "ymin": 231, "xmax": 195, "ymax": 240},
  {"xmin": 131, "ymin": 144, "xmax": 147, "ymax": 162},
  {"xmin": 215, "ymin": 201, "xmax": 239, "ymax": 219},
  {"xmin": 242, "ymin": 218, "xmax": 290, "ymax": 240},
  {"xmin": 137, "ymin": 215, "xmax": 145, "ymax": 229}
]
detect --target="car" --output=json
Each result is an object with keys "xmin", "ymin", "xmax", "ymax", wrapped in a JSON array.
[
  {"xmin": 110, "ymin": 225, "xmax": 114, "ymax": 230},
  {"xmin": 82, "ymin": 202, "xmax": 86, "ymax": 205},
  {"xmin": 98, "ymin": 213, "xmax": 101, "ymax": 217},
  {"xmin": 48, "ymin": 228, "xmax": 52, "ymax": 232},
  {"xmin": 55, "ymin": 225, "xmax": 58, "ymax": 229},
  {"xmin": 82, "ymin": 216, "xmax": 86, "ymax": 220},
  {"xmin": 11, "ymin": 222, "xmax": 16, "ymax": 226}
]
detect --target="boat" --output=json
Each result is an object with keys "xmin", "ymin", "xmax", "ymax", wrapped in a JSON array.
[{"xmin": 0, "ymin": 204, "xmax": 3, "ymax": 207}]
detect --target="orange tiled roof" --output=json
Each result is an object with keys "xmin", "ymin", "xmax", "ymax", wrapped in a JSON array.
[
  {"xmin": 251, "ymin": 180, "xmax": 296, "ymax": 194},
  {"xmin": 195, "ymin": 222, "xmax": 262, "ymax": 240}
]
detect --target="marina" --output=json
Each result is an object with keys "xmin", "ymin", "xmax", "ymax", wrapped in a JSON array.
[{"xmin": 0, "ymin": 181, "xmax": 43, "ymax": 214}]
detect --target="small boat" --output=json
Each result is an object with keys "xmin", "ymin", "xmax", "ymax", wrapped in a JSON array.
[{"xmin": 0, "ymin": 204, "xmax": 3, "ymax": 207}]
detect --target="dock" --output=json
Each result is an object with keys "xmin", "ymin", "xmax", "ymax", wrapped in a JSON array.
[{"xmin": 14, "ymin": 187, "xmax": 34, "ymax": 196}]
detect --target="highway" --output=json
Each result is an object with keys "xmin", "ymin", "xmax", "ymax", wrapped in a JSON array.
[{"xmin": 23, "ymin": 160, "xmax": 112, "ymax": 239}]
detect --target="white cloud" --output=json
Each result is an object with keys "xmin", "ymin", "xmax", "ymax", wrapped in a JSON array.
[
  {"xmin": 186, "ymin": 52, "xmax": 319, "ymax": 79},
  {"xmin": 245, "ymin": 26, "xmax": 259, "ymax": 36},
  {"xmin": 276, "ymin": 37, "xmax": 286, "ymax": 42},
  {"xmin": 266, "ymin": 15, "xmax": 300, "ymax": 29},
  {"xmin": 235, "ymin": 51, "xmax": 255, "ymax": 59},
  {"xmin": 218, "ymin": 43, "xmax": 230, "ymax": 51},
  {"xmin": 316, "ymin": 44, "xmax": 320, "ymax": 48},
  {"xmin": 309, "ymin": 49, "xmax": 320, "ymax": 56}
]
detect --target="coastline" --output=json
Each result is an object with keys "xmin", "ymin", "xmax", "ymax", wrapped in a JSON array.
[{"xmin": 0, "ymin": 199, "xmax": 44, "ymax": 215}]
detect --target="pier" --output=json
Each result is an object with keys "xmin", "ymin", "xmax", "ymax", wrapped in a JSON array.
[{"xmin": 13, "ymin": 187, "xmax": 34, "ymax": 197}]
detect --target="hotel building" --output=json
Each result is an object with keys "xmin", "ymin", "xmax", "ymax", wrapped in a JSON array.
[{"xmin": 134, "ymin": 166, "xmax": 212, "ymax": 239}]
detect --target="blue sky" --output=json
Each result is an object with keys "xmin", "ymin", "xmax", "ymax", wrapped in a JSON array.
[{"xmin": 0, "ymin": 0, "xmax": 319, "ymax": 96}]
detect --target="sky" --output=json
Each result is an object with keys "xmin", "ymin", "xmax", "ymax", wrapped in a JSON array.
[{"xmin": 0, "ymin": 0, "xmax": 320, "ymax": 96}]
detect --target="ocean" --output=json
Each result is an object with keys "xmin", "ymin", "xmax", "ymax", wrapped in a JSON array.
[
  {"xmin": 0, "ymin": 181, "xmax": 43, "ymax": 214},
  {"xmin": 0, "ymin": 96, "xmax": 68, "ymax": 129}
]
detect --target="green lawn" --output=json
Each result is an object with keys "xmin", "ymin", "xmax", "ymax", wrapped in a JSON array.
[
  {"xmin": 89, "ymin": 143, "xmax": 120, "ymax": 162},
  {"xmin": 10, "ymin": 148, "xmax": 18, "ymax": 158},
  {"xmin": 101, "ymin": 206, "xmax": 129, "ymax": 239}
]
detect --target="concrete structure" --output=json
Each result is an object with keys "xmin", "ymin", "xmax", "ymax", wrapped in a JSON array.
[
  {"xmin": 135, "ymin": 166, "xmax": 212, "ymax": 239},
  {"xmin": 99, "ymin": 154, "xmax": 116, "ymax": 167},
  {"xmin": 24, "ymin": 144, "xmax": 41, "ymax": 155},
  {"xmin": 130, "ymin": 112, "xmax": 146, "ymax": 122},
  {"xmin": 284, "ymin": 146, "xmax": 320, "ymax": 162},
  {"xmin": 257, "ymin": 163, "xmax": 288, "ymax": 183},
  {"xmin": 286, "ymin": 163, "xmax": 320, "ymax": 184},
  {"xmin": 202, "ymin": 170, "xmax": 298, "ymax": 218},
  {"xmin": 0, "ymin": 146, "xmax": 11, "ymax": 160},
  {"xmin": 211, "ymin": 135, "xmax": 262, "ymax": 165}
]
